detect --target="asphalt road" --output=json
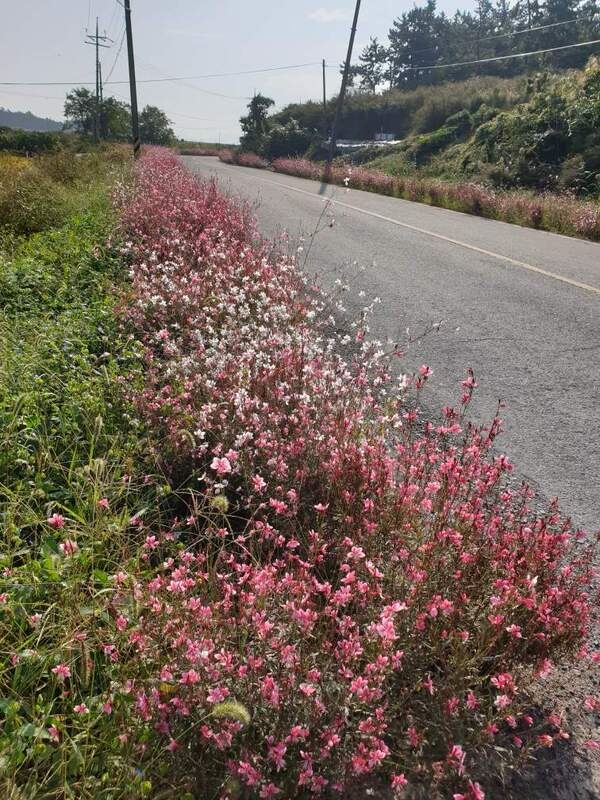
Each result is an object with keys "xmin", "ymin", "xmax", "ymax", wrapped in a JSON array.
[{"xmin": 183, "ymin": 156, "xmax": 600, "ymax": 533}]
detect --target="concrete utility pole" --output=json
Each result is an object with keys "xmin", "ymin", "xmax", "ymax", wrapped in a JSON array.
[
  {"xmin": 327, "ymin": 0, "xmax": 362, "ymax": 166},
  {"xmin": 85, "ymin": 18, "xmax": 111, "ymax": 143},
  {"xmin": 124, "ymin": 0, "xmax": 141, "ymax": 158},
  {"xmin": 322, "ymin": 59, "xmax": 328, "ymax": 140}
]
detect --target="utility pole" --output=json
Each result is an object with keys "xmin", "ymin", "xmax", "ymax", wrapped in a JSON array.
[
  {"xmin": 327, "ymin": 0, "xmax": 362, "ymax": 166},
  {"xmin": 322, "ymin": 59, "xmax": 328, "ymax": 140},
  {"xmin": 85, "ymin": 18, "xmax": 111, "ymax": 143},
  {"xmin": 124, "ymin": 0, "xmax": 141, "ymax": 158}
]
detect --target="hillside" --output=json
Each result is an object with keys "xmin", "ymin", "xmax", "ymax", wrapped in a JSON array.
[
  {"xmin": 272, "ymin": 58, "xmax": 600, "ymax": 196},
  {"xmin": 0, "ymin": 107, "xmax": 63, "ymax": 132}
]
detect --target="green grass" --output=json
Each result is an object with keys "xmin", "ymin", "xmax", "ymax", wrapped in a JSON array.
[{"xmin": 0, "ymin": 156, "xmax": 164, "ymax": 799}]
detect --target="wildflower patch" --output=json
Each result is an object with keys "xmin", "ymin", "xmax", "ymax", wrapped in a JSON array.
[{"xmin": 111, "ymin": 148, "xmax": 598, "ymax": 797}]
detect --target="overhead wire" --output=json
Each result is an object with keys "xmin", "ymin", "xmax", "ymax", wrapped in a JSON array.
[
  {"xmin": 405, "ymin": 36, "xmax": 600, "ymax": 70},
  {"xmin": 105, "ymin": 0, "xmax": 121, "ymax": 40},
  {"xmin": 0, "ymin": 61, "xmax": 325, "ymax": 88},
  {"xmin": 104, "ymin": 27, "xmax": 126, "ymax": 83},
  {"xmin": 393, "ymin": 15, "xmax": 590, "ymax": 58}
]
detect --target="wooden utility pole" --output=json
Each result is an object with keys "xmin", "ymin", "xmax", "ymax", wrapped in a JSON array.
[
  {"xmin": 85, "ymin": 18, "xmax": 111, "ymax": 143},
  {"xmin": 124, "ymin": 0, "xmax": 141, "ymax": 158},
  {"xmin": 327, "ymin": 0, "xmax": 362, "ymax": 166},
  {"xmin": 322, "ymin": 59, "xmax": 328, "ymax": 139}
]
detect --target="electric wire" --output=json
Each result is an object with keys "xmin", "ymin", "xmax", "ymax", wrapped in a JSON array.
[
  {"xmin": 0, "ymin": 61, "xmax": 324, "ymax": 87},
  {"xmin": 405, "ymin": 36, "xmax": 600, "ymax": 70},
  {"xmin": 104, "ymin": 27, "xmax": 126, "ymax": 83}
]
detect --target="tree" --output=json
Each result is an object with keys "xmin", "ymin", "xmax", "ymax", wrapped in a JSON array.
[
  {"xmin": 239, "ymin": 94, "xmax": 274, "ymax": 153},
  {"xmin": 140, "ymin": 105, "xmax": 175, "ymax": 145},
  {"xmin": 355, "ymin": 37, "xmax": 389, "ymax": 92},
  {"xmin": 65, "ymin": 88, "xmax": 130, "ymax": 140},
  {"xmin": 64, "ymin": 88, "xmax": 96, "ymax": 136},
  {"xmin": 100, "ymin": 97, "xmax": 131, "ymax": 141},
  {"xmin": 388, "ymin": 0, "xmax": 450, "ymax": 88}
]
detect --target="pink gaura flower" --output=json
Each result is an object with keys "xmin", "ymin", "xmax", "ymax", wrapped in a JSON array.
[
  {"xmin": 391, "ymin": 772, "xmax": 408, "ymax": 788},
  {"xmin": 584, "ymin": 740, "xmax": 600, "ymax": 750},
  {"xmin": 210, "ymin": 456, "xmax": 232, "ymax": 475},
  {"xmin": 207, "ymin": 686, "xmax": 229, "ymax": 703},
  {"xmin": 51, "ymin": 663, "xmax": 71, "ymax": 680},
  {"xmin": 59, "ymin": 539, "xmax": 78, "ymax": 556},
  {"xmin": 73, "ymin": 703, "xmax": 88, "ymax": 714},
  {"xmin": 48, "ymin": 725, "xmax": 60, "ymax": 742}
]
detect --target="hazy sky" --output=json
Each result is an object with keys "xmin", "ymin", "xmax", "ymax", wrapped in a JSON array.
[{"xmin": 1, "ymin": 0, "xmax": 475, "ymax": 143}]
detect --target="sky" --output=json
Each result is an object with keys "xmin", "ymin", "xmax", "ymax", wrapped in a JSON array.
[{"xmin": 0, "ymin": 0, "xmax": 475, "ymax": 143}]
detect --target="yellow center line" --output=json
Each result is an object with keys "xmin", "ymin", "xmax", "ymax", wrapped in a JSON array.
[{"xmin": 242, "ymin": 170, "xmax": 600, "ymax": 297}]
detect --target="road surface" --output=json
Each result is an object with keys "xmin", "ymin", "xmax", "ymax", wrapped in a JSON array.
[{"xmin": 184, "ymin": 156, "xmax": 600, "ymax": 533}]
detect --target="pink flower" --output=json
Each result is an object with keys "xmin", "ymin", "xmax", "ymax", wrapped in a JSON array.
[
  {"xmin": 391, "ymin": 773, "xmax": 408, "ymax": 788},
  {"xmin": 73, "ymin": 703, "xmax": 88, "ymax": 714},
  {"xmin": 505, "ymin": 624, "xmax": 522, "ymax": 639},
  {"xmin": 48, "ymin": 725, "xmax": 60, "ymax": 742},
  {"xmin": 252, "ymin": 474, "xmax": 267, "ymax": 492},
  {"xmin": 59, "ymin": 539, "xmax": 79, "ymax": 556},
  {"xmin": 115, "ymin": 614, "xmax": 128, "ymax": 631},
  {"xmin": 51, "ymin": 663, "xmax": 71, "ymax": 680},
  {"xmin": 584, "ymin": 740, "xmax": 600, "ymax": 750},
  {"xmin": 180, "ymin": 669, "xmax": 200, "ymax": 685},
  {"xmin": 210, "ymin": 456, "xmax": 231, "ymax": 475},
  {"xmin": 207, "ymin": 686, "xmax": 229, "ymax": 703},
  {"xmin": 260, "ymin": 784, "xmax": 281, "ymax": 799},
  {"xmin": 47, "ymin": 513, "xmax": 65, "ymax": 529},
  {"xmin": 97, "ymin": 497, "xmax": 110, "ymax": 510}
]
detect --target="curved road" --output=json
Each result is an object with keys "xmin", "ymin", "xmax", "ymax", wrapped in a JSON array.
[{"xmin": 184, "ymin": 156, "xmax": 600, "ymax": 533}]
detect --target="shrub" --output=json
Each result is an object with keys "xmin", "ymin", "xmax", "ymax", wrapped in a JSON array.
[
  {"xmin": 218, "ymin": 149, "xmax": 268, "ymax": 168},
  {"xmin": 0, "ymin": 148, "xmax": 129, "ymax": 237},
  {"xmin": 0, "ymin": 162, "xmax": 70, "ymax": 235},
  {"xmin": 263, "ymin": 119, "xmax": 317, "ymax": 160},
  {"xmin": 0, "ymin": 126, "xmax": 62, "ymax": 154},
  {"xmin": 108, "ymin": 150, "xmax": 597, "ymax": 798}
]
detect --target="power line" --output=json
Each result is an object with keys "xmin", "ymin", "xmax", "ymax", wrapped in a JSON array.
[
  {"xmin": 406, "ymin": 36, "xmax": 600, "ymax": 71},
  {"xmin": 396, "ymin": 15, "xmax": 589, "ymax": 58},
  {"xmin": 105, "ymin": 0, "xmax": 121, "ymax": 40},
  {"xmin": 104, "ymin": 27, "xmax": 126, "ymax": 83},
  {"xmin": 479, "ymin": 15, "xmax": 586, "ymax": 43},
  {"xmin": 0, "ymin": 87, "xmax": 65, "ymax": 101},
  {"xmin": 0, "ymin": 61, "xmax": 325, "ymax": 88}
]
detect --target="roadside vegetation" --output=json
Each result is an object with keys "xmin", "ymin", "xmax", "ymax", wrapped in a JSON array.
[
  {"xmin": 217, "ymin": 58, "xmax": 600, "ymax": 241},
  {"xmin": 1, "ymin": 146, "xmax": 598, "ymax": 798}
]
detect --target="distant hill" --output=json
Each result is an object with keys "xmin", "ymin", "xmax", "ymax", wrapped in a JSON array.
[{"xmin": 0, "ymin": 108, "xmax": 63, "ymax": 132}]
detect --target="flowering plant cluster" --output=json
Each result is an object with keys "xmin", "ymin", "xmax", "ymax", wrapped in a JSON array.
[
  {"xmin": 111, "ymin": 149, "xmax": 597, "ymax": 798},
  {"xmin": 219, "ymin": 149, "xmax": 269, "ymax": 169},
  {"xmin": 225, "ymin": 154, "xmax": 600, "ymax": 241}
]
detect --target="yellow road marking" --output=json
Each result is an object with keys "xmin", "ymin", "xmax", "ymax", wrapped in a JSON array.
[{"xmin": 240, "ymin": 170, "xmax": 600, "ymax": 297}]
